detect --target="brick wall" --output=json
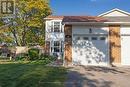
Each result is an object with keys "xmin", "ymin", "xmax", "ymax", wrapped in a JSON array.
[
  {"xmin": 45, "ymin": 41, "xmax": 50, "ymax": 55},
  {"xmin": 109, "ymin": 25, "xmax": 121, "ymax": 64},
  {"xmin": 64, "ymin": 25, "xmax": 72, "ymax": 65}
]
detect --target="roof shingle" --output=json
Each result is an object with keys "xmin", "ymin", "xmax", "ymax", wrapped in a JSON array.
[
  {"xmin": 62, "ymin": 16, "xmax": 108, "ymax": 22},
  {"xmin": 45, "ymin": 15, "xmax": 130, "ymax": 23}
]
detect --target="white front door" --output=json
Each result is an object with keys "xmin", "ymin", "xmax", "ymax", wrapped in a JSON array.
[
  {"xmin": 121, "ymin": 35, "xmax": 130, "ymax": 65},
  {"xmin": 72, "ymin": 35, "xmax": 109, "ymax": 66}
]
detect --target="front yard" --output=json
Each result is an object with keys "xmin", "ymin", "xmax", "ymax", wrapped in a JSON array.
[
  {"xmin": 1, "ymin": 60, "xmax": 130, "ymax": 87},
  {"xmin": 0, "ymin": 61, "xmax": 67, "ymax": 87}
]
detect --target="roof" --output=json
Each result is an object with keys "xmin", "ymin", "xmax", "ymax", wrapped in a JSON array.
[
  {"xmin": 45, "ymin": 15, "xmax": 130, "ymax": 23},
  {"xmin": 62, "ymin": 16, "xmax": 108, "ymax": 22},
  {"xmin": 44, "ymin": 16, "xmax": 64, "ymax": 20},
  {"xmin": 103, "ymin": 17, "xmax": 130, "ymax": 22},
  {"xmin": 45, "ymin": 8, "xmax": 130, "ymax": 23}
]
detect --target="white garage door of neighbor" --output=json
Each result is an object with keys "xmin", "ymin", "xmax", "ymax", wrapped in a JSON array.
[
  {"xmin": 72, "ymin": 35, "xmax": 109, "ymax": 66},
  {"xmin": 121, "ymin": 35, "xmax": 130, "ymax": 65}
]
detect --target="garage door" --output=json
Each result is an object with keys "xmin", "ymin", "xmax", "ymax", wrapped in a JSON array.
[
  {"xmin": 72, "ymin": 35, "xmax": 109, "ymax": 65},
  {"xmin": 121, "ymin": 35, "xmax": 130, "ymax": 65}
]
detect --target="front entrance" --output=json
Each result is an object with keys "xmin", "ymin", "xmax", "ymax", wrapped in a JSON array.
[{"xmin": 72, "ymin": 35, "xmax": 109, "ymax": 65}]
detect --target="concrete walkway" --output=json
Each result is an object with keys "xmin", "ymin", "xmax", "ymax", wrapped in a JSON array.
[{"xmin": 65, "ymin": 66, "xmax": 130, "ymax": 87}]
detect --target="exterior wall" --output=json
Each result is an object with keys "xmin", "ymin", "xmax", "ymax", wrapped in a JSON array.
[
  {"xmin": 45, "ymin": 19, "xmax": 64, "ymax": 55},
  {"xmin": 121, "ymin": 26, "xmax": 130, "ymax": 65},
  {"xmin": 102, "ymin": 11, "xmax": 129, "ymax": 17},
  {"xmin": 120, "ymin": 26, "xmax": 130, "ymax": 35},
  {"xmin": 45, "ymin": 20, "xmax": 64, "ymax": 41},
  {"xmin": 64, "ymin": 25, "xmax": 72, "ymax": 65},
  {"xmin": 45, "ymin": 41, "xmax": 50, "ymax": 55},
  {"xmin": 109, "ymin": 25, "xmax": 121, "ymax": 65}
]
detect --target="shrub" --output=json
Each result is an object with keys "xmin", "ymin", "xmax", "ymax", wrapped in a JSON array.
[
  {"xmin": 28, "ymin": 55, "xmax": 56, "ymax": 65},
  {"xmin": 35, "ymin": 54, "xmax": 56, "ymax": 65},
  {"xmin": 28, "ymin": 48, "xmax": 39, "ymax": 60},
  {"xmin": 15, "ymin": 48, "xmax": 56, "ymax": 65},
  {"xmin": 15, "ymin": 53, "xmax": 29, "ymax": 61}
]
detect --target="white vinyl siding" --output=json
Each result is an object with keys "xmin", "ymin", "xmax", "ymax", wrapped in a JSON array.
[{"xmin": 121, "ymin": 26, "xmax": 130, "ymax": 65}]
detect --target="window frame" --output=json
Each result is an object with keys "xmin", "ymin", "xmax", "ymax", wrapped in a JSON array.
[
  {"xmin": 53, "ymin": 22, "xmax": 61, "ymax": 32},
  {"xmin": 100, "ymin": 37, "xmax": 106, "ymax": 40},
  {"xmin": 91, "ymin": 37, "xmax": 98, "ymax": 40},
  {"xmin": 52, "ymin": 21, "xmax": 62, "ymax": 33},
  {"xmin": 51, "ymin": 41, "xmax": 63, "ymax": 54},
  {"xmin": 83, "ymin": 37, "xmax": 89, "ymax": 40}
]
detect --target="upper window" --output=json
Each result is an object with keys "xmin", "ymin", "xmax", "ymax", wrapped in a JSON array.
[
  {"xmin": 83, "ymin": 37, "xmax": 89, "ymax": 40},
  {"xmin": 92, "ymin": 37, "xmax": 97, "ymax": 40},
  {"xmin": 54, "ymin": 22, "xmax": 60, "ymax": 32}
]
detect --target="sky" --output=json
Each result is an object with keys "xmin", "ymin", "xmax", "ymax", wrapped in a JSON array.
[{"xmin": 50, "ymin": 0, "xmax": 130, "ymax": 16}]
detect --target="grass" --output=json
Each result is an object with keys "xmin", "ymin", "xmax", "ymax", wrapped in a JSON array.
[{"xmin": 0, "ymin": 61, "xmax": 67, "ymax": 87}]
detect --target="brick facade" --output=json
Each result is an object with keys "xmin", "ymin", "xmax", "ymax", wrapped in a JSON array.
[
  {"xmin": 109, "ymin": 25, "xmax": 121, "ymax": 64},
  {"xmin": 64, "ymin": 25, "xmax": 72, "ymax": 65},
  {"xmin": 45, "ymin": 41, "xmax": 50, "ymax": 55}
]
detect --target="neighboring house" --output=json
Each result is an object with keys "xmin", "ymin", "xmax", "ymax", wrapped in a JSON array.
[
  {"xmin": 0, "ymin": 44, "xmax": 11, "ymax": 58},
  {"xmin": 45, "ymin": 8, "xmax": 130, "ymax": 66}
]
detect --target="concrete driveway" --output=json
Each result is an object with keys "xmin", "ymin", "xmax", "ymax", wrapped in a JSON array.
[{"xmin": 65, "ymin": 66, "xmax": 130, "ymax": 87}]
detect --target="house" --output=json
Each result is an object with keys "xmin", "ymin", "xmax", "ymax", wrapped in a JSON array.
[{"xmin": 44, "ymin": 8, "xmax": 130, "ymax": 66}]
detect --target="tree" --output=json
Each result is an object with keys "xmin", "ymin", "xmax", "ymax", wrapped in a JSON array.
[{"xmin": 3, "ymin": 0, "xmax": 51, "ymax": 46}]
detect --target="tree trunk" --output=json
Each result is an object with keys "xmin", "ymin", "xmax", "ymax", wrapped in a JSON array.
[{"xmin": 11, "ymin": 28, "xmax": 20, "ymax": 46}]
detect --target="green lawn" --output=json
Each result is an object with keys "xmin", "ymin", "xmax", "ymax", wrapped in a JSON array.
[{"xmin": 0, "ymin": 62, "xmax": 67, "ymax": 87}]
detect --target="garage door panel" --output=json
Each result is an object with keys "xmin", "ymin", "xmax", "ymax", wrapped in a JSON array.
[{"xmin": 72, "ymin": 35, "xmax": 108, "ymax": 65}]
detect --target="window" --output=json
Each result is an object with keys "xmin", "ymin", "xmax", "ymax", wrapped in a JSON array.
[
  {"xmin": 53, "ymin": 41, "xmax": 60, "ymax": 52},
  {"xmin": 75, "ymin": 37, "xmax": 80, "ymax": 40},
  {"xmin": 54, "ymin": 22, "xmax": 60, "ymax": 32},
  {"xmin": 100, "ymin": 37, "xmax": 106, "ymax": 40},
  {"xmin": 83, "ymin": 37, "xmax": 89, "ymax": 40},
  {"xmin": 92, "ymin": 37, "xmax": 97, "ymax": 40},
  {"xmin": 50, "ymin": 41, "xmax": 63, "ymax": 54}
]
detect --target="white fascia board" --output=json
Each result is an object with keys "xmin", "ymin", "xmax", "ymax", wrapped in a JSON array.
[
  {"xmin": 63, "ymin": 22, "xmax": 130, "ymax": 25},
  {"xmin": 98, "ymin": 8, "xmax": 130, "ymax": 17},
  {"xmin": 44, "ymin": 18, "xmax": 53, "ymax": 20}
]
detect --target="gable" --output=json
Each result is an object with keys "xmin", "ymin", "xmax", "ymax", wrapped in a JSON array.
[
  {"xmin": 99, "ymin": 9, "xmax": 130, "ymax": 17},
  {"xmin": 102, "ymin": 11, "xmax": 129, "ymax": 17}
]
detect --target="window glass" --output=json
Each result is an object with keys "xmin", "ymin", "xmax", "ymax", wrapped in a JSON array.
[
  {"xmin": 92, "ymin": 37, "xmax": 97, "ymax": 40},
  {"xmin": 54, "ymin": 22, "xmax": 60, "ymax": 32},
  {"xmin": 83, "ymin": 37, "xmax": 89, "ymax": 40},
  {"xmin": 53, "ymin": 41, "xmax": 60, "ymax": 52},
  {"xmin": 76, "ymin": 37, "xmax": 80, "ymax": 40},
  {"xmin": 54, "ymin": 47, "xmax": 60, "ymax": 52},
  {"xmin": 54, "ymin": 41, "xmax": 60, "ymax": 46},
  {"xmin": 100, "ymin": 37, "xmax": 106, "ymax": 40}
]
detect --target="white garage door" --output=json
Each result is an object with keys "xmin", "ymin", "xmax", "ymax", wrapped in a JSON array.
[
  {"xmin": 121, "ymin": 35, "xmax": 130, "ymax": 65},
  {"xmin": 72, "ymin": 35, "xmax": 109, "ymax": 66}
]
